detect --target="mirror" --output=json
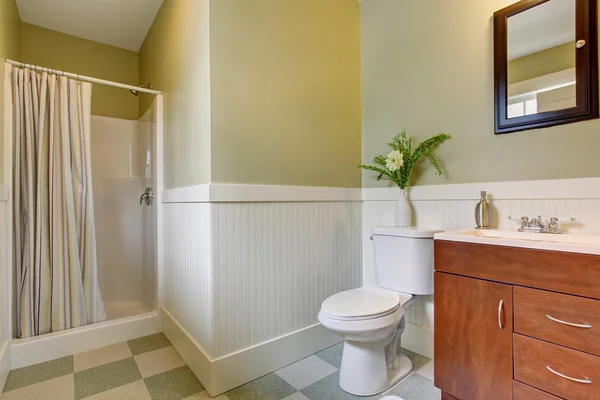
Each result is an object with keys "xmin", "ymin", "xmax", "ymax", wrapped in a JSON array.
[
  {"xmin": 494, "ymin": 0, "xmax": 598, "ymax": 134},
  {"xmin": 507, "ymin": 0, "xmax": 576, "ymax": 117}
]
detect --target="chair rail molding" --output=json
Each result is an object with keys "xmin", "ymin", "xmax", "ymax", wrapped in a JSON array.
[
  {"xmin": 162, "ymin": 177, "xmax": 600, "ymax": 204},
  {"xmin": 362, "ymin": 177, "xmax": 600, "ymax": 202},
  {"xmin": 162, "ymin": 184, "xmax": 362, "ymax": 203}
]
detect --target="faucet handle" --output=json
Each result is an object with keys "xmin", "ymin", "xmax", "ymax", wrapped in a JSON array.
[
  {"xmin": 549, "ymin": 216, "xmax": 576, "ymax": 231},
  {"xmin": 508, "ymin": 216, "xmax": 529, "ymax": 227},
  {"xmin": 554, "ymin": 217, "xmax": 576, "ymax": 223}
]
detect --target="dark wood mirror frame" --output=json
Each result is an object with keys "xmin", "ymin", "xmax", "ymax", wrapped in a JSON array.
[{"xmin": 494, "ymin": 0, "xmax": 599, "ymax": 134}]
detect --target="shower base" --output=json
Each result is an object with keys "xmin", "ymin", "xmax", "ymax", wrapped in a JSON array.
[
  {"xmin": 104, "ymin": 300, "xmax": 153, "ymax": 320},
  {"xmin": 11, "ymin": 310, "xmax": 159, "ymax": 369}
]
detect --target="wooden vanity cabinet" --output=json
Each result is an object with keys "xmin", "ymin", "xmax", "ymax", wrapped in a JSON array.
[
  {"xmin": 434, "ymin": 273, "xmax": 513, "ymax": 400},
  {"xmin": 434, "ymin": 240, "xmax": 600, "ymax": 400}
]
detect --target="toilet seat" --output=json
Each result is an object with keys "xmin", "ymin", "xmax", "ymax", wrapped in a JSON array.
[{"xmin": 321, "ymin": 287, "xmax": 411, "ymax": 321}]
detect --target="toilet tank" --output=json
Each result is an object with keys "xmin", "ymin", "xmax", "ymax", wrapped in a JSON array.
[{"xmin": 372, "ymin": 226, "xmax": 441, "ymax": 295}]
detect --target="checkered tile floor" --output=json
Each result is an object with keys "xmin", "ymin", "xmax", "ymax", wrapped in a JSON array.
[{"xmin": 1, "ymin": 334, "xmax": 439, "ymax": 400}]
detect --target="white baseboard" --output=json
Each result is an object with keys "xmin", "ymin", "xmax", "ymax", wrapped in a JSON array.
[
  {"xmin": 0, "ymin": 340, "xmax": 10, "ymax": 393},
  {"xmin": 402, "ymin": 322, "xmax": 433, "ymax": 360},
  {"xmin": 11, "ymin": 311, "xmax": 160, "ymax": 369},
  {"xmin": 161, "ymin": 307, "xmax": 342, "ymax": 397},
  {"xmin": 160, "ymin": 308, "xmax": 213, "ymax": 391}
]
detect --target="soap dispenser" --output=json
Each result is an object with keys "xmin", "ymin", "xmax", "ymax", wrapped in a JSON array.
[{"xmin": 475, "ymin": 191, "xmax": 493, "ymax": 229}]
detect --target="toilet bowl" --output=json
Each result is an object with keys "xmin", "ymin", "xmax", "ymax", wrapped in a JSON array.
[
  {"xmin": 318, "ymin": 287, "xmax": 414, "ymax": 396},
  {"xmin": 318, "ymin": 226, "xmax": 440, "ymax": 396}
]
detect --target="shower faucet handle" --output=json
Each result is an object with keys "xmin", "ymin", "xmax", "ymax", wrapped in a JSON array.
[{"xmin": 139, "ymin": 187, "xmax": 156, "ymax": 206}]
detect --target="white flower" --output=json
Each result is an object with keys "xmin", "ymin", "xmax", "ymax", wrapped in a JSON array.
[{"xmin": 385, "ymin": 150, "xmax": 404, "ymax": 172}]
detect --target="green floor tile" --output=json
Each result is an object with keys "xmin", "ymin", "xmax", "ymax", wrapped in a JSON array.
[
  {"xmin": 315, "ymin": 343, "xmax": 343, "ymax": 369},
  {"xmin": 145, "ymin": 365, "xmax": 204, "ymax": 400},
  {"xmin": 400, "ymin": 348, "xmax": 430, "ymax": 372},
  {"xmin": 300, "ymin": 372, "xmax": 380, "ymax": 400},
  {"xmin": 3, "ymin": 356, "xmax": 74, "ymax": 392},
  {"xmin": 386, "ymin": 373, "xmax": 441, "ymax": 400},
  {"xmin": 226, "ymin": 373, "xmax": 297, "ymax": 400},
  {"xmin": 128, "ymin": 333, "xmax": 171, "ymax": 356},
  {"xmin": 74, "ymin": 357, "xmax": 142, "ymax": 399}
]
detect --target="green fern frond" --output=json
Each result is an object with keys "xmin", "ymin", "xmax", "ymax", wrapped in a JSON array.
[
  {"xmin": 357, "ymin": 164, "xmax": 402, "ymax": 186},
  {"xmin": 358, "ymin": 130, "xmax": 451, "ymax": 189}
]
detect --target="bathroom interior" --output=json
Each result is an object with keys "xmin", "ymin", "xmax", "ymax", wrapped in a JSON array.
[{"xmin": 0, "ymin": 0, "xmax": 599, "ymax": 399}]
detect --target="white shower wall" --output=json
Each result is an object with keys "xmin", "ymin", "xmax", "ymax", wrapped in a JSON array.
[
  {"xmin": 90, "ymin": 107, "xmax": 158, "ymax": 321},
  {"xmin": 0, "ymin": 197, "xmax": 9, "ymax": 391},
  {"xmin": 139, "ymin": 103, "xmax": 159, "ymax": 312}
]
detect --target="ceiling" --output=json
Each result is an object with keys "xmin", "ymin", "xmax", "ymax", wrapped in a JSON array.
[
  {"xmin": 508, "ymin": 0, "xmax": 575, "ymax": 60},
  {"xmin": 16, "ymin": 0, "xmax": 164, "ymax": 52}
]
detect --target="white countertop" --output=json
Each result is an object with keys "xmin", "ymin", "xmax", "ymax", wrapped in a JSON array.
[{"xmin": 434, "ymin": 229, "xmax": 600, "ymax": 256}]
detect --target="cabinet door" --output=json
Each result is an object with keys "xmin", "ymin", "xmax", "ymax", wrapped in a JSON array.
[{"xmin": 434, "ymin": 272, "xmax": 513, "ymax": 400}]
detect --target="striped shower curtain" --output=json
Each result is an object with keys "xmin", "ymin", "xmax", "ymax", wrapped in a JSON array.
[{"xmin": 10, "ymin": 65, "xmax": 106, "ymax": 338}]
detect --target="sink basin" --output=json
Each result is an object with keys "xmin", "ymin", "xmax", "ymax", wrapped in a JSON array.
[{"xmin": 434, "ymin": 229, "xmax": 600, "ymax": 255}]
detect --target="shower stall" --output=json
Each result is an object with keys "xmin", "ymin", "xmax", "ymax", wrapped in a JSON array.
[
  {"xmin": 2, "ymin": 61, "xmax": 163, "ymax": 368},
  {"xmin": 92, "ymin": 100, "xmax": 159, "ymax": 321}
]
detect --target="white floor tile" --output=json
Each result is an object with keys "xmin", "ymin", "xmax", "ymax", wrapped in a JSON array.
[
  {"xmin": 74, "ymin": 342, "xmax": 132, "ymax": 372},
  {"xmin": 275, "ymin": 355, "xmax": 338, "ymax": 390},
  {"xmin": 416, "ymin": 360, "xmax": 434, "ymax": 381},
  {"xmin": 134, "ymin": 346, "xmax": 186, "ymax": 378}
]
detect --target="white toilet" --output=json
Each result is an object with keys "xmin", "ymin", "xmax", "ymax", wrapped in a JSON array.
[{"xmin": 318, "ymin": 226, "xmax": 439, "ymax": 397}]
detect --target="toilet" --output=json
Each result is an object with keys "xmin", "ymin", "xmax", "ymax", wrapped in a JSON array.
[{"xmin": 318, "ymin": 226, "xmax": 439, "ymax": 396}]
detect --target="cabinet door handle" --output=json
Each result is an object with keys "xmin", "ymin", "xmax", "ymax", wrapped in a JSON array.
[
  {"xmin": 498, "ymin": 299, "xmax": 504, "ymax": 330},
  {"xmin": 546, "ymin": 366, "xmax": 592, "ymax": 384},
  {"xmin": 546, "ymin": 314, "xmax": 592, "ymax": 329}
]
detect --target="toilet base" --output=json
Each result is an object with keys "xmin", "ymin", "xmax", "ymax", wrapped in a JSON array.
[
  {"xmin": 339, "ymin": 340, "xmax": 413, "ymax": 397},
  {"xmin": 387, "ymin": 353, "xmax": 413, "ymax": 389}
]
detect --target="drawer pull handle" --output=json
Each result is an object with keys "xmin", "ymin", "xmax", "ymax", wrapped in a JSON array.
[
  {"xmin": 498, "ymin": 299, "xmax": 504, "ymax": 330},
  {"xmin": 546, "ymin": 314, "xmax": 592, "ymax": 329},
  {"xmin": 546, "ymin": 366, "xmax": 592, "ymax": 384}
]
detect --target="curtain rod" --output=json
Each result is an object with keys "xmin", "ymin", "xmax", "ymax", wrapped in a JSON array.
[{"xmin": 4, "ymin": 59, "xmax": 162, "ymax": 96}]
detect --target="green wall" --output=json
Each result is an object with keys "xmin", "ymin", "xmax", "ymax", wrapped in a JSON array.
[
  {"xmin": 21, "ymin": 23, "xmax": 140, "ymax": 120},
  {"xmin": 209, "ymin": 0, "xmax": 362, "ymax": 188},
  {"xmin": 140, "ymin": 0, "xmax": 362, "ymax": 189},
  {"xmin": 139, "ymin": 0, "xmax": 211, "ymax": 189},
  {"xmin": 508, "ymin": 42, "xmax": 575, "ymax": 84},
  {"xmin": 361, "ymin": 0, "xmax": 600, "ymax": 187},
  {"xmin": 0, "ymin": 0, "xmax": 21, "ymax": 185},
  {"xmin": 0, "ymin": 0, "xmax": 20, "ymax": 61}
]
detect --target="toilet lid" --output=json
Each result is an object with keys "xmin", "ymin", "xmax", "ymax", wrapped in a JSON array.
[{"xmin": 321, "ymin": 287, "xmax": 403, "ymax": 320}]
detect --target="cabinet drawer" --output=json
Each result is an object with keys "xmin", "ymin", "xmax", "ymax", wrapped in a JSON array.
[
  {"xmin": 514, "ymin": 381, "xmax": 563, "ymax": 400},
  {"xmin": 514, "ymin": 334, "xmax": 600, "ymax": 400},
  {"xmin": 514, "ymin": 287, "xmax": 600, "ymax": 356}
]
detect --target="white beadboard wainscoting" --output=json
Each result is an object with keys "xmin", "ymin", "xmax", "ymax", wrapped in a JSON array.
[
  {"xmin": 211, "ymin": 202, "xmax": 362, "ymax": 357},
  {"xmin": 161, "ymin": 188, "xmax": 362, "ymax": 395},
  {"xmin": 362, "ymin": 177, "xmax": 600, "ymax": 359},
  {"xmin": 163, "ymin": 203, "xmax": 214, "ymax": 354}
]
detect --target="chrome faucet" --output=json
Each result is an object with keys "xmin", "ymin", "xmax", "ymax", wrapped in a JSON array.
[
  {"xmin": 508, "ymin": 215, "xmax": 575, "ymax": 234},
  {"xmin": 139, "ymin": 187, "xmax": 156, "ymax": 206}
]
